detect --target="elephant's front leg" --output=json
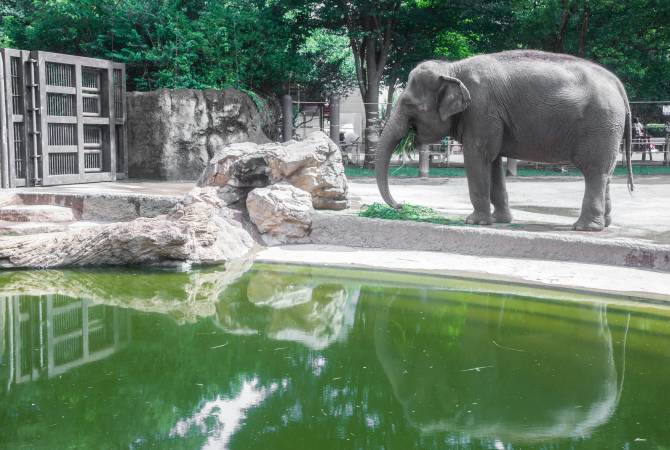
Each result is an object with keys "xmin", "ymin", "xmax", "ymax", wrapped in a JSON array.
[
  {"xmin": 491, "ymin": 156, "xmax": 513, "ymax": 223},
  {"xmin": 463, "ymin": 148, "xmax": 494, "ymax": 225}
]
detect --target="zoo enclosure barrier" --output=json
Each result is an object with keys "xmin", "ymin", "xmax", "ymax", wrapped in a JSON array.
[{"xmin": 0, "ymin": 49, "xmax": 127, "ymax": 188}]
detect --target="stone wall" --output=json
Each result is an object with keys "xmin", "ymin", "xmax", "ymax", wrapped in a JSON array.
[{"xmin": 127, "ymin": 88, "xmax": 277, "ymax": 180}]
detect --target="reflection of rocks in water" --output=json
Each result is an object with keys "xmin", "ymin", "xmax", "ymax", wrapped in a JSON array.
[
  {"xmin": 0, "ymin": 257, "xmax": 253, "ymax": 324},
  {"xmin": 374, "ymin": 294, "xmax": 623, "ymax": 443},
  {"xmin": 215, "ymin": 269, "xmax": 359, "ymax": 350}
]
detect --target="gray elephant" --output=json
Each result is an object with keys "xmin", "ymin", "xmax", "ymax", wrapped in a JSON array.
[{"xmin": 376, "ymin": 50, "xmax": 633, "ymax": 231}]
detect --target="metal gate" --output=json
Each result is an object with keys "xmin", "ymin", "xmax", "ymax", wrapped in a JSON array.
[{"xmin": 0, "ymin": 49, "xmax": 126, "ymax": 188}]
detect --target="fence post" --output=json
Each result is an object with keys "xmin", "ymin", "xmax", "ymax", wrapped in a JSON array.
[
  {"xmin": 281, "ymin": 94, "xmax": 293, "ymax": 142},
  {"xmin": 506, "ymin": 158, "xmax": 518, "ymax": 176},
  {"xmin": 418, "ymin": 144, "xmax": 429, "ymax": 178},
  {"xmin": 329, "ymin": 94, "xmax": 340, "ymax": 147}
]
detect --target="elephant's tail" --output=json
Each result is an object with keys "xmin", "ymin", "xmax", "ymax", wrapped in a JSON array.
[{"xmin": 624, "ymin": 109, "xmax": 634, "ymax": 193}]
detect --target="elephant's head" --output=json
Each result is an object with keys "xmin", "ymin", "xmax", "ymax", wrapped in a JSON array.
[{"xmin": 376, "ymin": 61, "xmax": 471, "ymax": 208}]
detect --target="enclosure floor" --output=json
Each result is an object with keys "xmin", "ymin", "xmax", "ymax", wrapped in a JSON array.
[
  {"xmin": 13, "ymin": 174, "xmax": 670, "ymax": 244},
  {"xmin": 349, "ymin": 175, "xmax": 670, "ymax": 244}
]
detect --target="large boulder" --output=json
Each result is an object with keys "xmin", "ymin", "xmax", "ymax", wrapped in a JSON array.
[
  {"xmin": 198, "ymin": 132, "xmax": 349, "ymax": 210},
  {"xmin": 246, "ymin": 183, "xmax": 313, "ymax": 244},
  {"xmin": 127, "ymin": 88, "xmax": 272, "ymax": 180}
]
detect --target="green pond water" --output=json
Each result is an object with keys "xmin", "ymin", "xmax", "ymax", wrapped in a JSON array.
[{"xmin": 1, "ymin": 264, "xmax": 669, "ymax": 449}]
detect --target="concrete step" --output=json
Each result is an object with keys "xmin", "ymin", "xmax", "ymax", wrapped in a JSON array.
[{"xmin": 0, "ymin": 204, "xmax": 76, "ymax": 223}]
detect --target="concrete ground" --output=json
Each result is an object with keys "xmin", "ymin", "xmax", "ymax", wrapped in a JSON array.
[
  {"xmin": 350, "ymin": 175, "xmax": 670, "ymax": 244},
  {"xmin": 14, "ymin": 174, "xmax": 670, "ymax": 244}
]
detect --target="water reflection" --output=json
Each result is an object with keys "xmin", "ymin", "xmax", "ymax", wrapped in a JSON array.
[
  {"xmin": 0, "ymin": 264, "xmax": 660, "ymax": 450},
  {"xmin": 0, "ymin": 295, "xmax": 130, "ymax": 392},
  {"xmin": 373, "ymin": 293, "xmax": 623, "ymax": 443},
  {"xmin": 215, "ymin": 269, "xmax": 360, "ymax": 349}
]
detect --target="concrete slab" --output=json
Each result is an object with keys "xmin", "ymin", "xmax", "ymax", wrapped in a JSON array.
[
  {"xmin": 257, "ymin": 244, "xmax": 670, "ymax": 301},
  {"xmin": 349, "ymin": 175, "xmax": 670, "ymax": 244}
]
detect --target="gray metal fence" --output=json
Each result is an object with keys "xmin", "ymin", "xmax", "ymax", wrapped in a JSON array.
[{"xmin": 0, "ymin": 49, "xmax": 127, "ymax": 188}]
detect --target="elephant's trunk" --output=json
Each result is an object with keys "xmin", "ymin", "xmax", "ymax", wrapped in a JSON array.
[{"xmin": 375, "ymin": 108, "xmax": 410, "ymax": 209}]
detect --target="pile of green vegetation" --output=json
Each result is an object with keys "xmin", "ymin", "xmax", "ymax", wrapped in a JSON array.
[{"xmin": 359, "ymin": 203, "xmax": 465, "ymax": 226}]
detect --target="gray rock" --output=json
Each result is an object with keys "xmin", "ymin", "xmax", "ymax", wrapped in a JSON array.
[
  {"xmin": 0, "ymin": 186, "xmax": 257, "ymax": 269},
  {"xmin": 0, "ymin": 205, "xmax": 75, "ymax": 222},
  {"xmin": 246, "ymin": 184, "xmax": 313, "ymax": 243},
  {"xmin": 198, "ymin": 131, "xmax": 349, "ymax": 210},
  {"xmin": 127, "ymin": 88, "xmax": 271, "ymax": 180}
]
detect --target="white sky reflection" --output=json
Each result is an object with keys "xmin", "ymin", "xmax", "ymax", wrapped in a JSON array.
[{"xmin": 169, "ymin": 378, "xmax": 279, "ymax": 449}]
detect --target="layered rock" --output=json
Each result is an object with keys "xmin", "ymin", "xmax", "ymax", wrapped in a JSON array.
[
  {"xmin": 127, "ymin": 88, "xmax": 273, "ymax": 180},
  {"xmin": 0, "ymin": 132, "xmax": 349, "ymax": 268},
  {"xmin": 198, "ymin": 131, "xmax": 349, "ymax": 210},
  {"xmin": 247, "ymin": 184, "xmax": 313, "ymax": 244},
  {"xmin": 0, "ymin": 187, "xmax": 256, "ymax": 269}
]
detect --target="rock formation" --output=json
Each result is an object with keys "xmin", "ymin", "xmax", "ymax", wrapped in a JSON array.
[
  {"xmin": 0, "ymin": 132, "xmax": 349, "ymax": 269},
  {"xmin": 198, "ymin": 131, "xmax": 349, "ymax": 210},
  {"xmin": 246, "ymin": 183, "xmax": 313, "ymax": 244},
  {"xmin": 127, "ymin": 88, "xmax": 276, "ymax": 180},
  {"xmin": 0, "ymin": 187, "xmax": 257, "ymax": 269}
]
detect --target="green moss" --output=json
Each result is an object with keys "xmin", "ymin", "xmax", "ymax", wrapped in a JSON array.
[{"xmin": 358, "ymin": 202, "xmax": 465, "ymax": 226}]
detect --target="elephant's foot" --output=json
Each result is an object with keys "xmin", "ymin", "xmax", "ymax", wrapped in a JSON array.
[
  {"xmin": 573, "ymin": 216, "xmax": 605, "ymax": 231},
  {"xmin": 604, "ymin": 215, "xmax": 612, "ymax": 227},
  {"xmin": 466, "ymin": 211, "xmax": 493, "ymax": 225},
  {"xmin": 493, "ymin": 209, "xmax": 513, "ymax": 224}
]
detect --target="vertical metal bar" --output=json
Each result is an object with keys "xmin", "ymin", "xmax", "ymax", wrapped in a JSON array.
[
  {"xmin": 329, "ymin": 94, "xmax": 340, "ymax": 148},
  {"xmin": 75, "ymin": 63, "xmax": 84, "ymax": 177},
  {"xmin": 2, "ymin": 51, "xmax": 17, "ymax": 186},
  {"xmin": 0, "ymin": 54, "xmax": 9, "ymax": 188},
  {"xmin": 32, "ymin": 51, "xmax": 47, "ymax": 185},
  {"xmin": 107, "ymin": 63, "xmax": 116, "ymax": 176},
  {"xmin": 29, "ymin": 52, "xmax": 42, "ymax": 185}
]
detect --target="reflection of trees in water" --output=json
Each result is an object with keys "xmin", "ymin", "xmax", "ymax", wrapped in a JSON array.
[{"xmin": 0, "ymin": 295, "xmax": 131, "ymax": 392}]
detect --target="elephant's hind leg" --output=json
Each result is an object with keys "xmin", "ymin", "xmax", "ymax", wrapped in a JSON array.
[
  {"xmin": 604, "ymin": 177, "xmax": 612, "ymax": 227},
  {"xmin": 490, "ymin": 156, "xmax": 513, "ymax": 223},
  {"xmin": 574, "ymin": 171, "xmax": 608, "ymax": 231}
]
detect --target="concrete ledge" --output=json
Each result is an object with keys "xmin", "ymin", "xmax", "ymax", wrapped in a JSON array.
[
  {"xmin": 0, "ymin": 191, "xmax": 180, "ymax": 221},
  {"xmin": 310, "ymin": 213, "xmax": 670, "ymax": 272}
]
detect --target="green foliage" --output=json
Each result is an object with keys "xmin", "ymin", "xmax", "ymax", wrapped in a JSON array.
[{"xmin": 359, "ymin": 202, "xmax": 465, "ymax": 225}]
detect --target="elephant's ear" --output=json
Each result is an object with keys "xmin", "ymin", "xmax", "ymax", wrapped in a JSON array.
[{"xmin": 437, "ymin": 76, "xmax": 471, "ymax": 121}]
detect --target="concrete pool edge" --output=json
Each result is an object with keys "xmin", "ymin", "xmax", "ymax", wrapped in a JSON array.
[
  {"xmin": 309, "ymin": 213, "xmax": 670, "ymax": 272},
  {"xmin": 256, "ymin": 244, "xmax": 670, "ymax": 302}
]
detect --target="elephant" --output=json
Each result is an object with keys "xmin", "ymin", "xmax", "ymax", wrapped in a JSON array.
[{"xmin": 375, "ymin": 50, "xmax": 634, "ymax": 231}]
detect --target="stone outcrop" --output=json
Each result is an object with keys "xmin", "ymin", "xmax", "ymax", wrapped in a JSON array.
[
  {"xmin": 198, "ymin": 131, "xmax": 349, "ymax": 210},
  {"xmin": 127, "ymin": 88, "xmax": 273, "ymax": 180},
  {"xmin": 0, "ymin": 133, "xmax": 350, "ymax": 269},
  {"xmin": 246, "ymin": 183, "xmax": 313, "ymax": 244},
  {"xmin": 0, "ymin": 187, "xmax": 256, "ymax": 269}
]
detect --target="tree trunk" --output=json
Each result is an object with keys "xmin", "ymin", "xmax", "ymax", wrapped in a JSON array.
[
  {"xmin": 578, "ymin": 1, "xmax": 590, "ymax": 57},
  {"xmin": 363, "ymin": 77, "xmax": 381, "ymax": 167},
  {"xmin": 554, "ymin": 0, "xmax": 574, "ymax": 52}
]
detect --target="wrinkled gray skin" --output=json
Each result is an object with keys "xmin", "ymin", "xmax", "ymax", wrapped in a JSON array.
[{"xmin": 376, "ymin": 50, "xmax": 634, "ymax": 231}]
